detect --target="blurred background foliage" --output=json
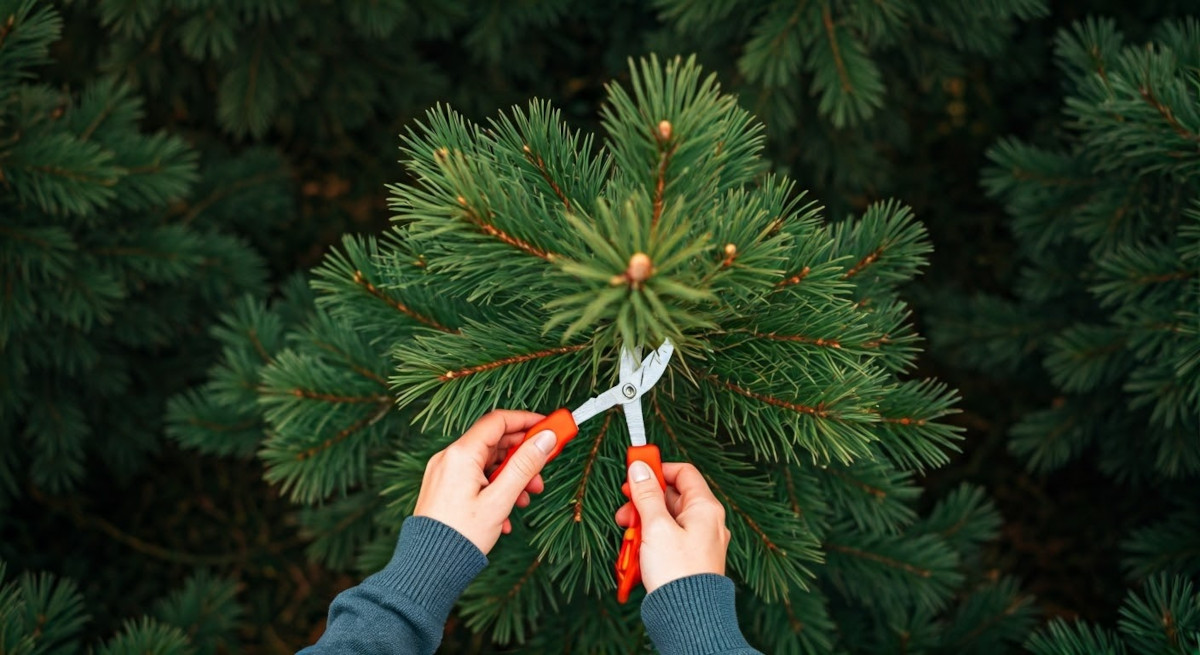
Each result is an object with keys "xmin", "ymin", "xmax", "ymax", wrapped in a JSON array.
[{"xmin": 2, "ymin": 0, "xmax": 1197, "ymax": 651}]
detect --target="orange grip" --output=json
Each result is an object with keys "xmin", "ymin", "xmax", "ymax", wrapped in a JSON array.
[
  {"xmin": 487, "ymin": 408, "xmax": 578, "ymax": 483},
  {"xmin": 616, "ymin": 444, "xmax": 665, "ymax": 603}
]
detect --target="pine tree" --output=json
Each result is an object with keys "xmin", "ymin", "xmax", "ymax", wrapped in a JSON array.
[
  {"xmin": 53, "ymin": 0, "xmax": 661, "ymax": 264},
  {"xmin": 652, "ymin": 0, "xmax": 1049, "ymax": 204},
  {"xmin": 1025, "ymin": 575, "xmax": 1200, "ymax": 654},
  {"xmin": 174, "ymin": 55, "xmax": 1035, "ymax": 653},
  {"xmin": 0, "ymin": 559, "xmax": 242, "ymax": 654},
  {"xmin": 0, "ymin": 0, "xmax": 268, "ymax": 503},
  {"xmin": 929, "ymin": 14, "xmax": 1200, "ymax": 619}
]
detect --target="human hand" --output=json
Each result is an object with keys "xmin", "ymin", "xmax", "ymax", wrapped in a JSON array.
[
  {"xmin": 615, "ymin": 461, "xmax": 731, "ymax": 594},
  {"xmin": 414, "ymin": 410, "xmax": 557, "ymax": 554}
]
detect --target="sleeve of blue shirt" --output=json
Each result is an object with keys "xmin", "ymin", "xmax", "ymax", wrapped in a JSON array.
[
  {"xmin": 299, "ymin": 517, "xmax": 760, "ymax": 655},
  {"xmin": 298, "ymin": 516, "xmax": 487, "ymax": 655},
  {"xmin": 642, "ymin": 574, "xmax": 763, "ymax": 654}
]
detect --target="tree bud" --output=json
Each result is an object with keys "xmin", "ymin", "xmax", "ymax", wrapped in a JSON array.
[{"xmin": 627, "ymin": 252, "xmax": 653, "ymax": 282}]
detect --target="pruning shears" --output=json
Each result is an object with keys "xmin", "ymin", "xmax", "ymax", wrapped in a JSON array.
[{"xmin": 488, "ymin": 339, "xmax": 675, "ymax": 603}]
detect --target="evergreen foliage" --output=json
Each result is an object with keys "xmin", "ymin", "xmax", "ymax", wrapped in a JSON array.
[
  {"xmin": 930, "ymin": 17, "xmax": 1200, "ymax": 587},
  {"xmin": 0, "ymin": 0, "xmax": 269, "ymax": 503},
  {"xmin": 175, "ymin": 56, "xmax": 1035, "ymax": 652},
  {"xmin": 937, "ymin": 17, "xmax": 1200, "ymax": 479},
  {"xmin": 71, "ymin": 0, "xmax": 622, "ymax": 140},
  {"xmin": 1025, "ymin": 575, "xmax": 1200, "ymax": 655},
  {"xmin": 0, "ymin": 559, "xmax": 241, "ymax": 655},
  {"xmin": 653, "ymin": 0, "xmax": 1049, "ymax": 201},
  {"xmin": 928, "ymin": 16, "xmax": 1200, "ymax": 649}
]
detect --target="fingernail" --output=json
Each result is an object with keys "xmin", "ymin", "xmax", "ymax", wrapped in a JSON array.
[
  {"xmin": 533, "ymin": 430, "xmax": 557, "ymax": 455},
  {"xmin": 629, "ymin": 460, "xmax": 652, "ymax": 483}
]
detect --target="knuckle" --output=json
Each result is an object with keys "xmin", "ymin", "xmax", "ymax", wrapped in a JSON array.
[
  {"xmin": 711, "ymin": 502, "xmax": 727, "ymax": 521},
  {"xmin": 635, "ymin": 488, "xmax": 662, "ymax": 505},
  {"xmin": 509, "ymin": 453, "xmax": 538, "ymax": 480},
  {"xmin": 445, "ymin": 444, "xmax": 475, "ymax": 464},
  {"xmin": 698, "ymin": 499, "xmax": 725, "ymax": 518},
  {"xmin": 425, "ymin": 451, "xmax": 445, "ymax": 471},
  {"xmin": 643, "ymin": 519, "xmax": 673, "ymax": 538}
]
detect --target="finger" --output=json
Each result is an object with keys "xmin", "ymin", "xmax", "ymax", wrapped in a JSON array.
[
  {"xmin": 516, "ymin": 490, "xmax": 531, "ymax": 508},
  {"xmin": 502, "ymin": 518, "xmax": 512, "ymax": 534},
  {"xmin": 491, "ymin": 432, "xmax": 528, "ymax": 465},
  {"xmin": 455, "ymin": 410, "xmax": 546, "ymax": 469},
  {"xmin": 626, "ymin": 460, "xmax": 672, "ymax": 526},
  {"xmin": 484, "ymin": 428, "xmax": 557, "ymax": 505},
  {"xmin": 614, "ymin": 502, "xmax": 634, "ymax": 527},
  {"xmin": 665, "ymin": 487, "xmax": 683, "ymax": 517},
  {"xmin": 524, "ymin": 474, "xmax": 545, "ymax": 495},
  {"xmin": 662, "ymin": 463, "xmax": 717, "ymax": 508}
]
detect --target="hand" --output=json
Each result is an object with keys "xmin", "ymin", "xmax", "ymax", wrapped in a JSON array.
[
  {"xmin": 615, "ymin": 461, "xmax": 731, "ymax": 594},
  {"xmin": 414, "ymin": 410, "xmax": 557, "ymax": 554}
]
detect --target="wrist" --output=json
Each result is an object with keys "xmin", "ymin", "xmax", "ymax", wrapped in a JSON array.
[
  {"xmin": 365, "ymin": 516, "xmax": 488, "ymax": 620},
  {"xmin": 641, "ymin": 574, "xmax": 754, "ymax": 654}
]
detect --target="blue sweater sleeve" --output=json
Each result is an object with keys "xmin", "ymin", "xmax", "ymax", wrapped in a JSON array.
[
  {"xmin": 641, "ymin": 574, "xmax": 762, "ymax": 655},
  {"xmin": 298, "ymin": 516, "xmax": 487, "ymax": 655}
]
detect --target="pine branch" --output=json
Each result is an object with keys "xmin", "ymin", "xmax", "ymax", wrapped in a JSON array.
[
  {"xmin": 843, "ymin": 247, "xmax": 882, "ymax": 279},
  {"xmin": 571, "ymin": 411, "xmax": 612, "ymax": 523},
  {"xmin": 453, "ymin": 194, "xmax": 561, "ymax": 262},
  {"xmin": 351, "ymin": 269, "xmax": 458, "ymax": 334},
  {"xmin": 703, "ymin": 371, "xmax": 834, "ymax": 418},
  {"xmin": 1137, "ymin": 84, "xmax": 1200, "ymax": 143},
  {"xmin": 824, "ymin": 541, "xmax": 933, "ymax": 578},
  {"xmin": 439, "ymin": 344, "xmax": 588, "ymax": 381},
  {"xmin": 775, "ymin": 265, "xmax": 810, "ymax": 288},
  {"xmin": 522, "ymin": 145, "xmax": 570, "ymax": 212},
  {"xmin": 821, "ymin": 4, "xmax": 853, "ymax": 97},
  {"xmin": 292, "ymin": 401, "xmax": 392, "ymax": 462}
]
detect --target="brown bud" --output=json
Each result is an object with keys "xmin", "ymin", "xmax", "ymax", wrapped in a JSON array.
[
  {"xmin": 627, "ymin": 252, "xmax": 653, "ymax": 282},
  {"xmin": 435, "ymin": 147, "xmax": 449, "ymax": 160},
  {"xmin": 657, "ymin": 120, "xmax": 672, "ymax": 142},
  {"xmin": 522, "ymin": 144, "xmax": 532, "ymax": 153},
  {"xmin": 456, "ymin": 195, "xmax": 467, "ymax": 206},
  {"xmin": 724, "ymin": 243, "xmax": 737, "ymax": 256}
]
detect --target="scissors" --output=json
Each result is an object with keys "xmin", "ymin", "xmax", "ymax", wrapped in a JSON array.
[{"xmin": 488, "ymin": 338, "xmax": 675, "ymax": 602}]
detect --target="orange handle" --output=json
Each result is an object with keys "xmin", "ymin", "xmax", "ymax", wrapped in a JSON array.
[
  {"xmin": 487, "ymin": 408, "xmax": 578, "ymax": 483},
  {"xmin": 616, "ymin": 444, "xmax": 665, "ymax": 603}
]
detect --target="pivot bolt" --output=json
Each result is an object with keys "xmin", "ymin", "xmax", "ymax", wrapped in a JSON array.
[{"xmin": 621, "ymin": 384, "xmax": 637, "ymax": 399}]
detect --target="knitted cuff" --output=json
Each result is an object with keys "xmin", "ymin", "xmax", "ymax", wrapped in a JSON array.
[
  {"xmin": 641, "ymin": 574, "xmax": 755, "ymax": 655},
  {"xmin": 364, "ymin": 516, "xmax": 488, "ymax": 622}
]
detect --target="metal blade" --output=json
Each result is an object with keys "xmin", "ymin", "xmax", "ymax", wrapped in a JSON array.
[
  {"xmin": 631, "ymin": 338, "xmax": 674, "ymax": 394},
  {"xmin": 571, "ymin": 385, "xmax": 625, "ymax": 426},
  {"xmin": 623, "ymin": 397, "xmax": 646, "ymax": 447},
  {"xmin": 569, "ymin": 339, "xmax": 674, "ymax": 435},
  {"xmin": 619, "ymin": 344, "xmax": 640, "ymax": 382}
]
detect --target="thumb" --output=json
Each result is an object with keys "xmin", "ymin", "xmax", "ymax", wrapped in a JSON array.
[
  {"xmin": 627, "ymin": 460, "xmax": 671, "ymax": 526},
  {"xmin": 487, "ymin": 429, "xmax": 556, "ymax": 504}
]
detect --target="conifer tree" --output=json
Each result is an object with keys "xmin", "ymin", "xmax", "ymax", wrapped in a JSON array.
[
  {"xmin": 930, "ymin": 14, "xmax": 1200, "ymax": 620},
  {"xmin": 0, "ymin": 560, "xmax": 241, "ymax": 655},
  {"xmin": 652, "ymin": 0, "xmax": 1049, "ymax": 202},
  {"xmin": 1025, "ymin": 575, "xmax": 1200, "ymax": 654},
  {"xmin": 0, "ymin": 0, "xmax": 268, "ymax": 503},
  {"xmin": 73, "ymin": 0, "xmax": 628, "ymax": 141},
  {"xmin": 174, "ymin": 56, "xmax": 1035, "ymax": 653}
]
